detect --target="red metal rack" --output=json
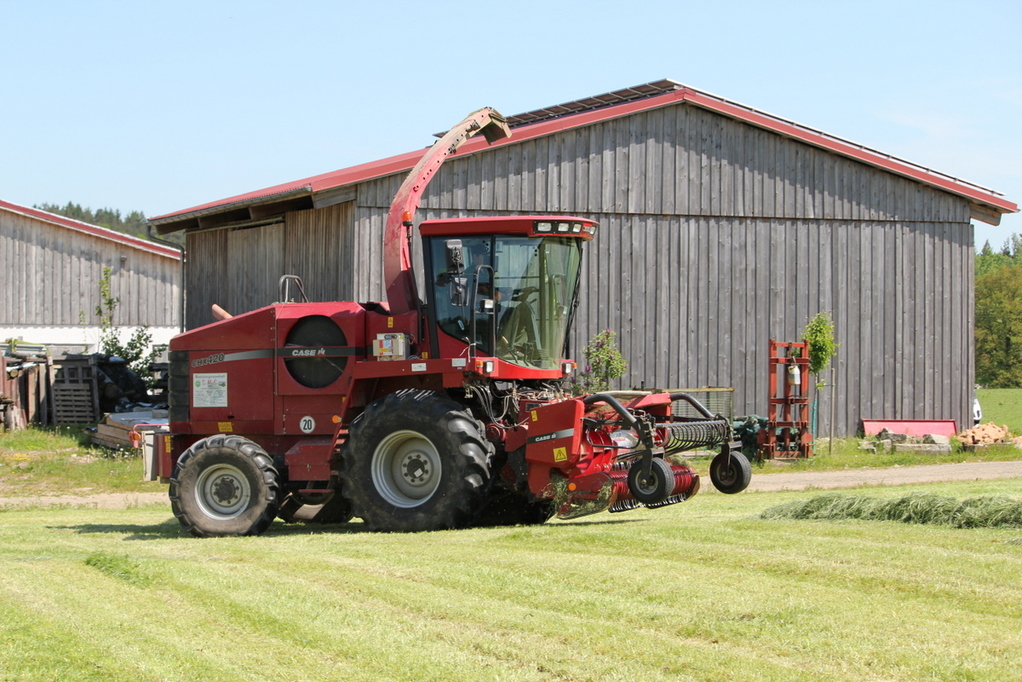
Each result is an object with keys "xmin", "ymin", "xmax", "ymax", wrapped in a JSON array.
[{"xmin": 758, "ymin": 339, "xmax": 813, "ymax": 459}]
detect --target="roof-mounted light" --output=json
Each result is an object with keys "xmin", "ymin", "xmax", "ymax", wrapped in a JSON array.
[
  {"xmin": 556, "ymin": 221, "xmax": 570, "ymax": 233},
  {"xmin": 571, "ymin": 222, "xmax": 583, "ymax": 233},
  {"xmin": 535, "ymin": 221, "xmax": 552, "ymax": 233}
]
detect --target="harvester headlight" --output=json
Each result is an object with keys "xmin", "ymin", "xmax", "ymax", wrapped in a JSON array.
[
  {"xmin": 571, "ymin": 222, "xmax": 583, "ymax": 233},
  {"xmin": 535, "ymin": 221, "xmax": 552, "ymax": 233},
  {"xmin": 556, "ymin": 221, "xmax": 570, "ymax": 233}
]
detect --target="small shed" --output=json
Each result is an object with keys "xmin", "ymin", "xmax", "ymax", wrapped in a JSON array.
[
  {"xmin": 148, "ymin": 80, "xmax": 1018, "ymax": 436},
  {"xmin": 0, "ymin": 199, "xmax": 182, "ymax": 351}
]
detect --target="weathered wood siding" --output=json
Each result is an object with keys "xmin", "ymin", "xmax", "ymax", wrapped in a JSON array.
[
  {"xmin": 185, "ymin": 202, "xmax": 354, "ymax": 326},
  {"xmin": 0, "ymin": 209, "xmax": 180, "ymax": 327},
  {"xmin": 183, "ymin": 102, "xmax": 975, "ymax": 435}
]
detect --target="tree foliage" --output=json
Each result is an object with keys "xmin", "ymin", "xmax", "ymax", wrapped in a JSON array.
[
  {"xmin": 975, "ymin": 262, "xmax": 1022, "ymax": 387},
  {"xmin": 802, "ymin": 312, "xmax": 838, "ymax": 378},
  {"xmin": 974, "ymin": 234, "xmax": 1022, "ymax": 387},
  {"xmin": 975, "ymin": 236, "xmax": 1022, "ymax": 278},
  {"xmin": 568, "ymin": 329, "xmax": 627, "ymax": 395},
  {"xmin": 94, "ymin": 267, "xmax": 164, "ymax": 385}
]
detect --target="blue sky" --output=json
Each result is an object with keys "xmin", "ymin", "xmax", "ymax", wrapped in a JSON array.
[{"xmin": 1, "ymin": 0, "xmax": 1019, "ymax": 247}]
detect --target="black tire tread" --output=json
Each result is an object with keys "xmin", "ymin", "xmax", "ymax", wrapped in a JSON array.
[
  {"xmin": 709, "ymin": 450, "xmax": 752, "ymax": 494},
  {"xmin": 628, "ymin": 457, "xmax": 674, "ymax": 505},
  {"xmin": 169, "ymin": 434, "xmax": 280, "ymax": 537},
  {"xmin": 339, "ymin": 389, "xmax": 493, "ymax": 532}
]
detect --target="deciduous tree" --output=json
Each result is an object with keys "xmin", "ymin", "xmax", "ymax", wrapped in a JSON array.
[{"xmin": 975, "ymin": 263, "xmax": 1022, "ymax": 386}]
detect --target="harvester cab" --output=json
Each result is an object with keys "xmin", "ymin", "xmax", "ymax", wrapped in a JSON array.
[
  {"xmin": 422, "ymin": 217, "xmax": 590, "ymax": 374},
  {"xmin": 156, "ymin": 107, "xmax": 751, "ymax": 537}
]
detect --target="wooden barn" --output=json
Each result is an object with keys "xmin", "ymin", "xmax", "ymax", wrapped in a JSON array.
[
  {"xmin": 148, "ymin": 80, "xmax": 1017, "ymax": 437},
  {"xmin": 1, "ymin": 199, "xmax": 182, "ymax": 350}
]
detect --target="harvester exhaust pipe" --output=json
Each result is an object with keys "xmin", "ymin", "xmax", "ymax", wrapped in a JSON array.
[{"xmin": 211, "ymin": 304, "xmax": 233, "ymax": 321}]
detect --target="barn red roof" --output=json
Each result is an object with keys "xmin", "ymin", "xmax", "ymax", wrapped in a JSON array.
[
  {"xmin": 150, "ymin": 80, "xmax": 1017, "ymax": 229},
  {"xmin": 0, "ymin": 199, "xmax": 181, "ymax": 259}
]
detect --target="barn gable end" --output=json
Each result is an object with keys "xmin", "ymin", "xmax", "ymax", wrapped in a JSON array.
[{"xmin": 1, "ymin": 200, "xmax": 181, "ymax": 349}]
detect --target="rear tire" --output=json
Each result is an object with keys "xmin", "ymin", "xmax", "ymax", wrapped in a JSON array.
[
  {"xmin": 169, "ymin": 435, "xmax": 280, "ymax": 537},
  {"xmin": 340, "ymin": 389, "xmax": 493, "ymax": 532},
  {"xmin": 710, "ymin": 450, "xmax": 752, "ymax": 494}
]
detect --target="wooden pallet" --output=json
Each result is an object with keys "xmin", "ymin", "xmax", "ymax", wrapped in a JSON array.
[{"xmin": 51, "ymin": 359, "xmax": 100, "ymax": 424}]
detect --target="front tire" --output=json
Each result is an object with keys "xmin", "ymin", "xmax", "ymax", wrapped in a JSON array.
[
  {"xmin": 341, "ymin": 389, "xmax": 493, "ymax": 532},
  {"xmin": 169, "ymin": 435, "xmax": 280, "ymax": 537}
]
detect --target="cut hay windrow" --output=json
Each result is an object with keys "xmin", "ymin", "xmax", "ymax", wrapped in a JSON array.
[{"xmin": 760, "ymin": 493, "xmax": 1022, "ymax": 529}]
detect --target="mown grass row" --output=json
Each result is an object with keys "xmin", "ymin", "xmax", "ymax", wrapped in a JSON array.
[{"xmin": 762, "ymin": 492, "xmax": 1022, "ymax": 528}]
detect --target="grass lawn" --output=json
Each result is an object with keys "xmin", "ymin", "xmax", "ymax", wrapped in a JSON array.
[
  {"xmin": 977, "ymin": 388, "xmax": 1022, "ymax": 433},
  {"xmin": 0, "ymin": 425, "xmax": 161, "ymax": 497},
  {"xmin": 2, "ymin": 479, "xmax": 1022, "ymax": 681}
]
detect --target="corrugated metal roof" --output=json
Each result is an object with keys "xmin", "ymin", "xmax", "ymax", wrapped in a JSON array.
[
  {"xmin": 150, "ymin": 81, "xmax": 1018, "ymax": 228},
  {"xmin": 504, "ymin": 78, "xmax": 683, "ymax": 128},
  {"xmin": 0, "ymin": 199, "xmax": 181, "ymax": 259}
]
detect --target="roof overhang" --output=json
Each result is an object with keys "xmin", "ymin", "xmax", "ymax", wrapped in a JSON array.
[{"xmin": 150, "ymin": 80, "xmax": 1017, "ymax": 233}]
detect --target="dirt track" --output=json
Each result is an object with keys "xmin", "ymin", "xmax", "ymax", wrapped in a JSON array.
[
  {"xmin": 1, "ymin": 461, "xmax": 1020, "ymax": 509},
  {"xmin": 745, "ymin": 460, "xmax": 1022, "ymax": 492},
  {"xmin": 0, "ymin": 491, "xmax": 168, "ymax": 509}
]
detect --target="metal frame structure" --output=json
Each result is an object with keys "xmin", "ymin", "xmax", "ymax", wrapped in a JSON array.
[{"xmin": 758, "ymin": 339, "xmax": 813, "ymax": 459}]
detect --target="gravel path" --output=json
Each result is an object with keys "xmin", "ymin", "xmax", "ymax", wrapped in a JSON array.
[
  {"xmin": 1, "ymin": 461, "xmax": 1020, "ymax": 509},
  {"xmin": 746, "ymin": 460, "xmax": 1022, "ymax": 492},
  {"xmin": 0, "ymin": 491, "xmax": 168, "ymax": 509}
]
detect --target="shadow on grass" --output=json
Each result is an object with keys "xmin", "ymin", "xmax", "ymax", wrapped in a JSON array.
[
  {"xmin": 264, "ymin": 521, "xmax": 374, "ymax": 537},
  {"xmin": 49, "ymin": 519, "xmax": 376, "ymax": 540},
  {"xmin": 49, "ymin": 519, "xmax": 185, "ymax": 540},
  {"xmin": 546, "ymin": 518, "xmax": 644, "ymax": 528},
  {"xmin": 48, "ymin": 513, "xmax": 645, "ymax": 541}
]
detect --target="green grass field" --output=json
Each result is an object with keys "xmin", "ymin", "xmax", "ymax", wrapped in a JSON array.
[
  {"xmin": 3, "ymin": 479, "xmax": 1022, "ymax": 681},
  {"xmin": 977, "ymin": 388, "xmax": 1022, "ymax": 433},
  {"xmin": 0, "ymin": 425, "xmax": 161, "ymax": 496}
]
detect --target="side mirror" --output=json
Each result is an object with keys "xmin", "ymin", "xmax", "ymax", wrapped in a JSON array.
[{"xmin": 445, "ymin": 239, "xmax": 465, "ymax": 275}]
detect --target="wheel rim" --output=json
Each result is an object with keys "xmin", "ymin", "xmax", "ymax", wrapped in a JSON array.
[
  {"xmin": 371, "ymin": 430, "xmax": 441, "ymax": 508},
  {"xmin": 715, "ymin": 459, "xmax": 737, "ymax": 486},
  {"xmin": 195, "ymin": 463, "xmax": 252, "ymax": 519},
  {"xmin": 633, "ymin": 471, "xmax": 660, "ymax": 495}
]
